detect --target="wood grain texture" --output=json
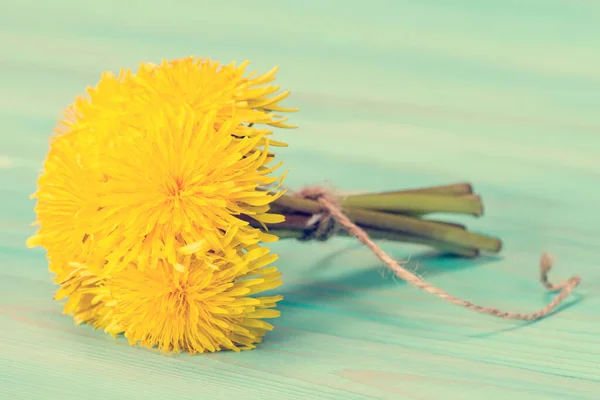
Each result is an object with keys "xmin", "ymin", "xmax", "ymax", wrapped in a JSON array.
[{"xmin": 1, "ymin": 0, "xmax": 599, "ymax": 398}]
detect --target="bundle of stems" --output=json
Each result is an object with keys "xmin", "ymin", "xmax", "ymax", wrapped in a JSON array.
[{"xmin": 247, "ymin": 183, "xmax": 502, "ymax": 258}]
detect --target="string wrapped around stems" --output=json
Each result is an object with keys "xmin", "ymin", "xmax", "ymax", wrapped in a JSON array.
[
  {"xmin": 270, "ymin": 183, "xmax": 502, "ymax": 258},
  {"xmin": 250, "ymin": 185, "xmax": 580, "ymax": 321}
]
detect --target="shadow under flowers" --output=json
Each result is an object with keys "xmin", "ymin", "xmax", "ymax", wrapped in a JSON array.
[
  {"xmin": 266, "ymin": 240, "xmax": 584, "ymax": 347},
  {"xmin": 278, "ymin": 241, "xmax": 503, "ymax": 303},
  {"xmin": 267, "ymin": 240, "xmax": 505, "ymax": 344}
]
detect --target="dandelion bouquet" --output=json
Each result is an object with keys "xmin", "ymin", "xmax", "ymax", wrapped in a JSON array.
[{"xmin": 28, "ymin": 57, "xmax": 579, "ymax": 355}]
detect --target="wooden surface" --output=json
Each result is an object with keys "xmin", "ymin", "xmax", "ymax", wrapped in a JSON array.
[{"xmin": 1, "ymin": 1, "xmax": 599, "ymax": 398}]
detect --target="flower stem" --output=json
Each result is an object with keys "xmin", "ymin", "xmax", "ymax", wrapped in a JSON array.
[
  {"xmin": 347, "ymin": 207, "xmax": 500, "ymax": 252},
  {"xmin": 351, "ymin": 182, "xmax": 473, "ymax": 196},
  {"xmin": 341, "ymin": 193, "xmax": 483, "ymax": 216},
  {"xmin": 272, "ymin": 194, "xmax": 501, "ymax": 253},
  {"xmin": 247, "ymin": 213, "xmax": 479, "ymax": 258}
]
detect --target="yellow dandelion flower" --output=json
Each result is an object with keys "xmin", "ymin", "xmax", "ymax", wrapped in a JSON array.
[
  {"xmin": 58, "ymin": 56, "xmax": 297, "ymax": 148},
  {"xmin": 26, "ymin": 136, "xmax": 104, "ymax": 264},
  {"xmin": 84, "ymin": 108, "xmax": 285, "ymax": 276},
  {"xmin": 54, "ymin": 243, "xmax": 283, "ymax": 354},
  {"xmin": 54, "ymin": 261, "xmax": 123, "ymax": 336},
  {"xmin": 29, "ymin": 57, "xmax": 296, "ymax": 276},
  {"xmin": 134, "ymin": 57, "xmax": 299, "ymax": 136},
  {"xmin": 110, "ymin": 244, "xmax": 283, "ymax": 354}
]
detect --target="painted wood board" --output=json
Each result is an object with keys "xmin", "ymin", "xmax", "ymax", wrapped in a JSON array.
[{"xmin": 1, "ymin": 1, "xmax": 599, "ymax": 398}]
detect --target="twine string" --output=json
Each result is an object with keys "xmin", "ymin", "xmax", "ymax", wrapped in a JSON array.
[
  {"xmin": 298, "ymin": 212, "xmax": 340, "ymax": 242},
  {"xmin": 297, "ymin": 187, "xmax": 580, "ymax": 321}
]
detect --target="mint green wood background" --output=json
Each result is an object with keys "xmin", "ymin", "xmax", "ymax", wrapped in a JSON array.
[{"xmin": 1, "ymin": 1, "xmax": 599, "ymax": 398}]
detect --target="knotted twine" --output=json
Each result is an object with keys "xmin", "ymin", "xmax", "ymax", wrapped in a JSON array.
[{"xmin": 297, "ymin": 187, "xmax": 580, "ymax": 321}]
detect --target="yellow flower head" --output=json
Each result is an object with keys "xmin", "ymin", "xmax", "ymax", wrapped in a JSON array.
[
  {"xmin": 29, "ymin": 57, "xmax": 296, "ymax": 276},
  {"xmin": 28, "ymin": 57, "xmax": 295, "ymax": 353},
  {"xmin": 54, "ymin": 261, "xmax": 123, "ymax": 335},
  {"xmin": 56, "ymin": 243, "xmax": 283, "ymax": 354},
  {"xmin": 110, "ymin": 244, "xmax": 282, "ymax": 353}
]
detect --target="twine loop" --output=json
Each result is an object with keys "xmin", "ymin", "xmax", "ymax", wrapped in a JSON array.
[{"xmin": 297, "ymin": 187, "xmax": 340, "ymax": 242}]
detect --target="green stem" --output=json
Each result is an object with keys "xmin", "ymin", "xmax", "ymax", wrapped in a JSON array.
[
  {"xmin": 341, "ymin": 193, "xmax": 483, "ymax": 216},
  {"xmin": 252, "ymin": 214, "xmax": 479, "ymax": 258},
  {"xmin": 364, "ymin": 229, "xmax": 478, "ymax": 258},
  {"xmin": 349, "ymin": 208, "xmax": 500, "ymax": 252},
  {"xmin": 271, "ymin": 228, "xmax": 478, "ymax": 258},
  {"xmin": 273, "ymin": 195, "xmax": 501, "ymax": 253},
  {"xmin": 352, "ymin": 182, "xmax": 473, "ymax": 197}
]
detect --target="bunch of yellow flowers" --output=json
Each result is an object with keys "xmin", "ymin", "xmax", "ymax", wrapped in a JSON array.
[
  {"xmin": 28, "ymin": 57, "xmax": 297, "ymax": 354},
  {"xmin": 29, "ymin": 56, "xmax": 576, "ymax": 351}
]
